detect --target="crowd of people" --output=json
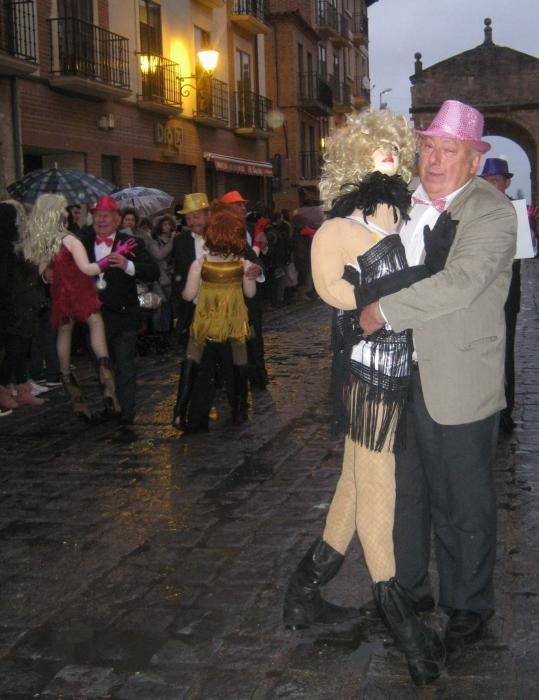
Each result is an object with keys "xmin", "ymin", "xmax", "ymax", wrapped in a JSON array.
[
  {"xmin": 1, "ymin": 97, "xmax": 535, "ymax": 689},
  {"xmin": 0, "ymin": 186, "xmax": 321, "ymax": 435}
]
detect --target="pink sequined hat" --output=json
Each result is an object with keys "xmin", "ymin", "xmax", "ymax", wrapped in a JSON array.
[{"xmin": 416, "ymin": 100, "xmax": 491, "ymax": 154}]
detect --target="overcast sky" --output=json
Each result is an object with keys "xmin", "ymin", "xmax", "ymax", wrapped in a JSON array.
[{"xmin": 368, "ymin": 0, "xmax": 538, "ymax": 200}]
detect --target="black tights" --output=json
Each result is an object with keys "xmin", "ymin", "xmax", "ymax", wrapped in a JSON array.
[{"xmin": 0, "ymin": 334, "xmax": 31, "ymax": 385}]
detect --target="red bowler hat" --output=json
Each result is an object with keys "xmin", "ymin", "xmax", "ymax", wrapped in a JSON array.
[
  {"xmin": 221, "ymin": 190, "xmax": 248, "ymax": 204},
  {"xmin": 90, "ymin": 194, "xmax": 120, "ymax": 213}
]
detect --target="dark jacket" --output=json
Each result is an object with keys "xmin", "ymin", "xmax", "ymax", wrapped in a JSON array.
[
  {"xmin": 83, "ymin": 229, "xmax": 159, "ymax": 315},
  {"xmin": 7, "ymin": 254, "xmax": 41, "ymax": 338},
  {"xmin": 172, "ymin": 229, "xmax": 197, "ymax": 292}
]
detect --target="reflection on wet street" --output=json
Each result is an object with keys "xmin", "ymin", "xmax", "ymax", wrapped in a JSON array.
[{"xmin": 1, "ymin": 269, "xmax": 539, "ymax": 698}]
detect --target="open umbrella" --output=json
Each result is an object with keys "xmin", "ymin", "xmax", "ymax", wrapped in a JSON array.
[
  {"xmin": 7, "ymin": 167, "xmax": 115, "ymax": 206},
  {"xmin": 111, "ymin": 186, "xmax": 174, "ymax": 217}
]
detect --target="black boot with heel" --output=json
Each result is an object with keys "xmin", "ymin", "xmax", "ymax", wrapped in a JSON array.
[
  {"xmin": 283, "ymin": 538, "xmax": 362, "ymax": 630},
  {"xmin": 172, "ymin": 359, "xmax": 198, "ymax": 430}
]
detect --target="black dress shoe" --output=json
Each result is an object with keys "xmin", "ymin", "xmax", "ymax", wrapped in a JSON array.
[
  {"xmin": 445, "ymin": 610, "xmax": 484, "ymax": 652},
  {"xmin": 359, "ymin": 594, "xmax": 435, "ymax": 621}
]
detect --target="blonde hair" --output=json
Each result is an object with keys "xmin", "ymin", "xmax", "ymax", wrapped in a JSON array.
[
  {"xmin": 25, "ymin": 193, "xmax": 69, "ymax": 264},
  {"xmin": 319, "ymin": 110, "xmax": 416, "ymax": 209}
]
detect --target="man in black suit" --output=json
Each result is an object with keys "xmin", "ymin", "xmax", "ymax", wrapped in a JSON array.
[
  {"xmin": 480, "ymin": 158, "xmax": 520, "ymax": 433},
  {"xmin": 172, "ymin": 192, "xmax": 210, "ymax": 343},
  {"xmin": 83, "ymin": 195, "xmax": 159, "ymax": 427},
  {"xmin": 171, "ymin": 192, "xmax": 210, "ymax": 430}
]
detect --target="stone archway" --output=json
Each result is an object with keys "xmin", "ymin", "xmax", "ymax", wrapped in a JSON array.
[{"xmin": 409, "ymin": 18, "xmax": 539, "ymax": 203}]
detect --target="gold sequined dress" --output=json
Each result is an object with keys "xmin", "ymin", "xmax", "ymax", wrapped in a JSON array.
[{"xmin": 190, "ymin": 259, "xmax": 249, "ymax": 345}]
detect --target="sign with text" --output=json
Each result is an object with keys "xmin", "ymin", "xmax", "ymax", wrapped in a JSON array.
[{"xmin": 154, "ymin": 122, "xmax": 183, "ymax": 151}]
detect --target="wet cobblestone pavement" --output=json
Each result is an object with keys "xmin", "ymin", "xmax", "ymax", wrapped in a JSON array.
[{"xmin": 1, "ymin": 265, "xmax": 539, "ymax": 699}]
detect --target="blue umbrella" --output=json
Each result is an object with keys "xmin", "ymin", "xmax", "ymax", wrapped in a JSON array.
[{"xmin": 7, "ymin": 167, "xmax": 115, "ymax": 206}]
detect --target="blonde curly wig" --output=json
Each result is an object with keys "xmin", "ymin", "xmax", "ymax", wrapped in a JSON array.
[
  {"xmin": 24, "ymin": 193, "xmax": 69, "ymax": 264},
  {"xmin": 319, "ymin": 110, "xmax": 416, "ymax": 210}
]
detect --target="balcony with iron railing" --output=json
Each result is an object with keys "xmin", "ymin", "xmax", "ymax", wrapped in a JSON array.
[
  {"xmin": 300, "ymin": 150, "xmax": 322, "ymax": 181},
  {"xmin": 352, "ymin": 12, "xmax": 368, "ymax": 44},
  {"xmin": 231, "ymin": 0, "xmax": 271, "ymax": 34},
  {"xmin": 298, "ymin": 72, "xmax": 333, "ymax": 116},
  {"xmin": 193, "ymin": 76, "xmax": 229, "ymax": 125},
  {"xmin": 317, "ymin": 1, "xmax": 338, "ymax": 38},
  {"xmin": 330, "ymin": 77, "xmax": 353, "ymax": 112},
  {"xmin": 0, "ymin": 0, "xmax": 37, "ymax": 75},
  {"xmin": 332, "ymin": 13, "xmax": 351, "ymax": 47},
  {"xmin": 48, "ymin": 17, "xmax": 131, "ymax": 99},
  {"xmin": 233, "ymin": 89, "xmax": 272, "ymax": 137},
  {"xmin": 137, "ymin": 53, "xmax": 182, "ymax": 115},
  {"xmin": 352, "ymin": 79, "xmax": 370, "ymax": 108}
]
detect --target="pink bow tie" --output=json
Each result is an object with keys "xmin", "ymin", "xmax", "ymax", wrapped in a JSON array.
[
  {"xmin": 412, "ymin": 195, "xmax": 447, "ymax": 213},
  {"xmin": 96, "ymin": 236, "xmax": 114, "ymax": 247}
]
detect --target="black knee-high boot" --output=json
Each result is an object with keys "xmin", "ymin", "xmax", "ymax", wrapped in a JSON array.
[
  {"xmin": 172, "ymin": 359, "xmax": 198, "ymax": 430},
  {"xmin": 373, "ymin": 579, "xmax": 445, "ymax": 686},
  {"xmin": 232, "ymin": 365, "xmax": 249, "ymax": 424},
  {"xmin": 283, "ymin": 538, "xmax": 361, "ymax": 629}
]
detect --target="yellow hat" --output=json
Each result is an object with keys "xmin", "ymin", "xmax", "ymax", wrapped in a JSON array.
[{"xmin": 177, "ymin": 192, "xmax": 209, "ymax": 215}]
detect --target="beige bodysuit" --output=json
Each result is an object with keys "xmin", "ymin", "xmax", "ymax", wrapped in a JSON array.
[{"xmin": 311, "ymin": 206, "xmax": 398, "ymax": 583}]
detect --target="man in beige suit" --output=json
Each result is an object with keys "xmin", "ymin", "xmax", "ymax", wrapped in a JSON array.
[{"xmin": 360, "ymin": 100, "xmax": 517, "ymax": 655}]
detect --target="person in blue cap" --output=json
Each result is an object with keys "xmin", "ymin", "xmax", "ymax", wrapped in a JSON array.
[{"xmin": 480, "ymin": 158, "xmax": 519, "ymax": 433}]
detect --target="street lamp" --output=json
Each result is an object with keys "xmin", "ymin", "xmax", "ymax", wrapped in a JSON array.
[
  {"xmin": 178, "ymin": 48, "xmax": 220, "ymax": 98},
  {"xmin": 379, "ymin": 87, "xmax": 392, "ymax": 110}
]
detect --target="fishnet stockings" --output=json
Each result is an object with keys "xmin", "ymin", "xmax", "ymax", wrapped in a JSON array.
[{"xmin": 323, "ymin": 437, "xmax": 396, "ymax": 582}]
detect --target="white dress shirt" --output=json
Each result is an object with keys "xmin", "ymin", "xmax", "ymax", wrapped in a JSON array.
[
  {"xmin": 95, "ymin": 233, "xmax": 135, "ymax": 286},
  {"xmin": 400, "ymin": 182, "xmax": 468, "ymax": 265},
  {"xmin": 379, "ymin": 181, "xmax": 469, "ymax": 335}
]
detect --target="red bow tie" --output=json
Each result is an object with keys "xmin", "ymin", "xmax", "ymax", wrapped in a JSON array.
[
  {"xmin": 412, "ymin": 195, "xmax": 447, "ymax": 213},
  {"xmin": 96, "ymin": 236, "xmax": 114, "ymax": 247}
]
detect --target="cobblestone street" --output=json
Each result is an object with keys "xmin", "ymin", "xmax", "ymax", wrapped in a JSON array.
[{"xmin": 1, "ymin": 264, "xmax": 539, "ymax": 699}]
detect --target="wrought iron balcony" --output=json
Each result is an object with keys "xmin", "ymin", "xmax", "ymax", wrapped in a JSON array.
[
  {"xmin": 233, "ymin": 89, "xmax": 272, "ymax": 136},
  {"xmin": 317, "ymin": 1, "xmax": 338, "ymax": 37},
  {"xmin": 352, "ymin": 12, "xmax": 368, "ymax": 44},
  {"xmin": 231, "ymin": 0, "xmax": 271, "ymax": 34},
  {"xmin": 193, "ymin": 76, "xmax": 229, "ymax": 125},
  {"xmin": 330, "ymin": 78, "xmax": 353, "ymax": 112},
  {"xmin": 332, "ymin": 13, "xmax": 351, "ymax": 47},
  {"xmin": 352, "ymin": 80, "xmax": 370, "ymax": 108},
  {"xmin": 298, "ymin": 72, "xmax": 333, "ymax": 116},
  {"xmin": 48, "ymin": 17, "xmax": 130, "ymax": 99},
  {"xmin": 0, "ymin": 0, "xmax": 37, "ymax": 75},
  {"xmin": 137, "ymin": 53, "xmax": 182, "ymax": 115},
  {"xmin": 300, "ymin": 151, "xmax": 322, "ymax": 181}
]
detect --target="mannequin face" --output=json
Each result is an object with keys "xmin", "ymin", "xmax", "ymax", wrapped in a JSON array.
[{"xmin": 372, "ymin": 141, "xmax": 400, "ymax": 176}]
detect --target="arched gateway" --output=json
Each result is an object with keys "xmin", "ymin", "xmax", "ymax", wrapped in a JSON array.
[{"xmin": 409, "ymin": 18, "xmax": 539, "ymax": 203}]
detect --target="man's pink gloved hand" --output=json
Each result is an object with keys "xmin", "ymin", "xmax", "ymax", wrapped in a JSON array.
[{"xmin": 97, "ymin": 238, "xmax": 138, "ymax": 270}]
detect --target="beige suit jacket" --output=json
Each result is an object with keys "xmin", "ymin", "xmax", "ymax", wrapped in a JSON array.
[{"xmin": 381, "ymin": 177, "xmax": 517, "ymax": 425}]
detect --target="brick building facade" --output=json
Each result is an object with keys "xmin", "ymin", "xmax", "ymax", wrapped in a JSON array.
[
  {"xmin": 0, "ymin": 0, "xmax": 380, "ymax": 213},
  {"xmin": 265, "ymin": 0, "xmax": 375, "ymax": 211},
  {"xmin": 0, "ymin": 0, "xmax": 277, "ymax": 210}
]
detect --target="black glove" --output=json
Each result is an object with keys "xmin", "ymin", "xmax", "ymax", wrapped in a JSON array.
[
  {"xmin": 423, "ymin": 212, "xmax": 458, "ymax": 274},
  {"xmin": 342, "ymin": 264, "xmax": 360, "ymax": 287},
  {"xmin": 354, "ymin": 266, "xmax": 430, "ymax": 311}
]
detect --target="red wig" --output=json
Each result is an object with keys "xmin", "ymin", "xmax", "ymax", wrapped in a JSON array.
[{"xmin": 204, "ymin": 209, "xmax": 247, "ymax": 257}]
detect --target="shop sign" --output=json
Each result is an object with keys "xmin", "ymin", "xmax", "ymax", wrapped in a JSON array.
[{"xmin": 155, "ymin": 122, "xmax": 183, "ymax": 151}]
